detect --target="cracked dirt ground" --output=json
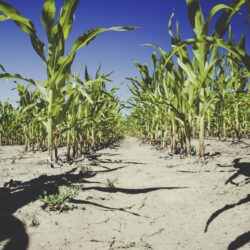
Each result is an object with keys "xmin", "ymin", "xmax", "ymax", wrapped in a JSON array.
[{"xmin": 0, "ymin": 137, "xmax": 249, "ymax": 250}]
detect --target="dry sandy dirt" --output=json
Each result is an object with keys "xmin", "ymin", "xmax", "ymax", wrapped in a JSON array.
[{"xmin": 0, "ymin": 136, "xmax": 249, "ymax": 250}]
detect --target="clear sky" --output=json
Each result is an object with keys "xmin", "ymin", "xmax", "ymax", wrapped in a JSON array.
[{"xmin": 0, "ymin": 0, "xmax": 248, "ymax": 104}]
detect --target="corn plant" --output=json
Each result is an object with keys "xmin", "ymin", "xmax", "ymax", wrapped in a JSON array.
[
  {"xmin": 14, "ymin": 84, "xmax": 47, "ymax": 151},
  {"xmin": 0, "ymin": 101, "xmax": 18, "ymax": 145},
  {"xmin": 128, "ymin": 52, "xmax": 194, "ymax": 155},
  {"xmin": 0, "ymin": 0, "xmax": 134, "ymax": 166},
  {"xmin": 63, "ymin": 66, "xmax": 112, "ymax": 160}
]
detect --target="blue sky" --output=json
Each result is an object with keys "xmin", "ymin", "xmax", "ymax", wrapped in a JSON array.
[{"xmin": 0, "ymin": 0, "xmax": 248, "ymax": 104}]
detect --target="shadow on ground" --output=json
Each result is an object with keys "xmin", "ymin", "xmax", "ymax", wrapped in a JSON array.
[
  {"xmin": 0, "ymin": 161, "xmax": 187, "ymax": 249},
  {"xmin": 205, "ymin": 158, "xmax": 250, "ymax": 250},
  {"xmin": 82, "ymin": 186, "xmax": 187, "ymax": 194},
  {"xmin": 224, "ymin": 158, "xmax": 250, "ymax": 186},
  {"xmin": 228, "ymin": 231, "xmax": 250, "ymax": 250},
  {"xmin": 204, "ymin": 194, "xmax": 250, "ymax": 250}
]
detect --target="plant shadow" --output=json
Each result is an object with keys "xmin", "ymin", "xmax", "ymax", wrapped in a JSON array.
[
  {"xmin": 204, "ymin": 194, "xmax": 250, "ymax": 249},
  {"xmin": 225, "ymin": 158, "xmax": 250, "ymax": 185},
  {"xmin": 228, "ymin": 231, "xmax": 250, "ymax": 250},
  {"xmin": 205, "ymin": 158, "xmax": 250, "ymax": 249},
  {"xmin": 0, "ymin": 167, "xmax": 107, "ymax": 250},
  {"xmin": 0, "ymin": 162, "xmax": 187, "ymax": 249}
]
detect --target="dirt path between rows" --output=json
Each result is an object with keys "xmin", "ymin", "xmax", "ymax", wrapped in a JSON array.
[{"xmin": 0, "ymin": 136, "xmax": 249, "ymax": 250}]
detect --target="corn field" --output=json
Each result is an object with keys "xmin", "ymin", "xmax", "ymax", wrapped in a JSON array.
[
  {"xmin": 0, "ymin": 0, "xmax": 249, "ymax": 163},
  {"xmin": 127, "ymin": 0, "xmax": 250, "ymax": 157},
  {"xmin": 0, "ymin": 1, "xmax": 250, "ymax": 250}
]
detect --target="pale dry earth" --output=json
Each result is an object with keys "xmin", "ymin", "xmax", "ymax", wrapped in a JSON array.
[{"xmin": 0, "ymin": 136, "xmax": 249, "ymax": 250}]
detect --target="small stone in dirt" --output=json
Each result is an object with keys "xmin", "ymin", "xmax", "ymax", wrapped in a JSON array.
[
  {"xmin": 30, "ymin": 216, "xmax": 40, "ymax": 227},
  {"xmin": 208, "ymin": 151, "xmax": 221, "ymax": 157},
  {"xmin": 90, "ymin": 239, "xmax": 100, "ymax": 242},
  {"xmin": 143, "ymin": 242, "xmax": 152, "ymax": 249},
  {"xmin": 109, "ymin": 237, "xmax": 116, "ymax": 248},
  {"xmin": 122, "ymin": 242, "xmax": 136, "ymax": 248},
  {"xmin": 166, "ymin": 165, "xmax": 173, "ymax": 168}
]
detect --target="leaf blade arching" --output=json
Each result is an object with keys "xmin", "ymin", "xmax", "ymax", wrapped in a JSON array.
[
  {"xmin": 52, "ymin": 26, "xmax": 136, "ymax": 84},
  {"xmin": 0, "ymin": 73, "xmax": 36, "ymax": 85},
  {"xmin": 158, "ymin": 36, "xmax": 250, "ymax": 71},
  {"xmin": 70, "ymin": 26, "xmax": 135, "ymax": 55},
  {"xmin": 0, "ymin": 13, "xmax": 9, "ymax": 21},
  {"xmin": 203, "ymin": 4, "xmax": 234, "ymax": 35},
  {"xmin": 0, "ymin": 0, "xmax": 46, "ymax": 62},
  {"xmin": 214, "ymin": 0, "xmax": 245, "ymax": 38}
]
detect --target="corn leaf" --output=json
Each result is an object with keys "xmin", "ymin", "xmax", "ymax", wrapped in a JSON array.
[
  {"xmin": 186, "ymin": 0, "xmax": 204, "ymax": 36},
  {"xmin": 53, "ymin": 26, "xmax": 135, "ymax": 84},
  {"xmin": 0, "ymin": 1, "xmax": 46, "ymax": 61},
  {"xmin": 203, "ymin": 4, "xmax": 234, "ymax": 35},
  {"xmin": 59, "ymin": 0, "xmax": 79, "ymax": 39},
  {"xmin": 41, "ymin": 0, "xmax": 56, "ymax": 41},
  {"xmin": 0, "ymin": 73, "xmax": 36, "ymax": 84},
  {"xmin": 214, "ymin": 0, "xmax": 245, "ymax": 37},
  {"xmin": 0, "ymin": 64, "xmax": 6, "ymax": 72}
]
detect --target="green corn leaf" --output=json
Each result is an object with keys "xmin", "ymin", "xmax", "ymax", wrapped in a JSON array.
[
  {"xmin": 0, "ymin": 1, "xmax": 46, "ymax": 61},
  {"xmin": 70, "ymin": 26, "xmax": 135, "ymax": 55},
  {"xmin": 186, "ymin": 0, "xmax": 204, "ymax": 36},
  {"xmin": 203, "ymin": 4, "xmax": 234, "ymax": 35},
  {"xmin": 201, "ymin": 57, "xmax": 218, "ymax": 84},
  {"xmin": 168, "ymin": 12, "xmax": 175, "ymax": 39},
  {"xmin": 77, "ymin": 87, "xmax": 93, "ymax": 104},
  {"xmin": 246, "ymin": 0, "xmax": 250, "ymax": 14},
  {"xmin": 241, "ymin": 72, "xmax": 250, "ymax": 78},
  {"xmin": 72, "ymin": 65, "xmax": 83, "ymax": 86},
  {"xmin": 37, "ymin": 85, "xmax": 49, "ymax": 102},
  {"xmin": 41, "ymin": 0, "xmax": 56, "ymax": 41},
  {"xmin": 238, "ymin": 33, "xmax": 246, "ymax": 50},
  {"xmin": 229, "ymin": 25, "xmax": 235, "ymax": 43},
  {"xmin": 0, "ymin": 1, "xmax": 33, "ymax": 33},
  {"xmin": 95, "ymin": 64, "xmax": 102, "ymax": 78},
  {"xmin": 59, "ymin": 0, "xmax": 79, "ymax": 39},
  {"xmin": 85, "ymin": 66, "xmax": 91, "ymax": 81},
  {"xmin": 151, "ymin": 52, "xmax": 158, "ymax": 69},
  {"xmin": 0, "ymin": 73, "xmax": 36, "ymax": 85},
  {"xmin": 0, "ymin": 64, "xmax": 6, "ymax": 72},
  {"xmin": 84, "ymin": 78, "xmax": 108, "ymax": 86},
  {"xmin": 0, "ymin": 14, "xmax": 9, "ymax": 21},
  {"xmin": 143, "ymin": 43, "xmax": 174, "ymax": 72},
  {"xmin": 144, "ymin": 43, "xmax": 195, "ymax": 81},
  {"xmin": 160, "ymin": 36, "xmax": 250, "ymax": 71},
  {"xmin": 201, "ymin": 91, "xmax": 220, "ymax": 117},
  {"xmin": 110, "ymin": 83, "xmax": 123, "ymax": 95},
  {"xmin": 47, "ymin": 22, "xmax": 65, "ymax": 76},
  {"xmin": 214, "ymin": 0, "xmax": 245, "ymax": 38},
  {"xmin": 53, "ymin": 26, "xmax": 135, "ymax": 84}
]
